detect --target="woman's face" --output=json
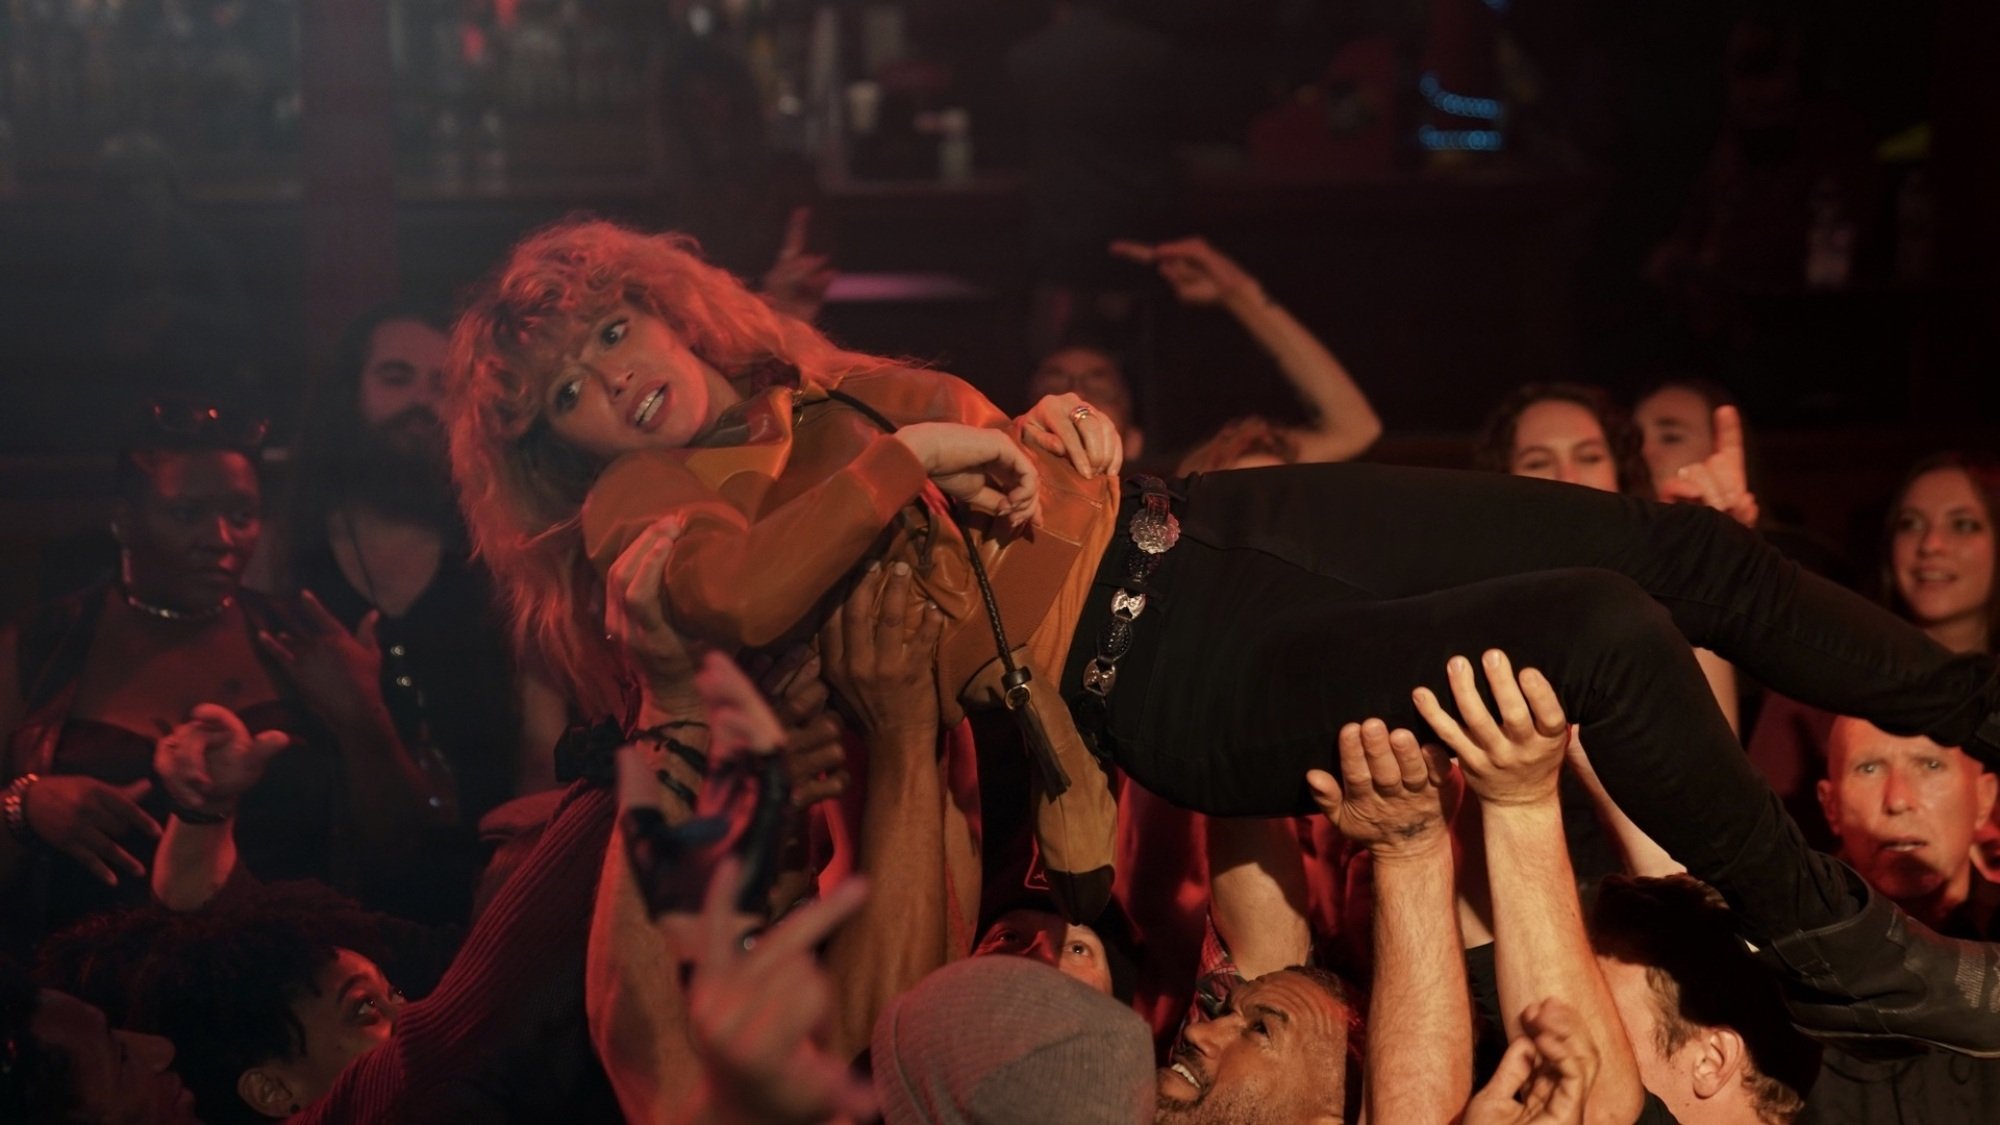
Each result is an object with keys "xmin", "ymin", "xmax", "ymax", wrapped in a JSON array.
[
  {"xmin": 542, "ymin": 306, "xmax": 743, "ymax": 459},
  {"xmin": 251, "ymin": 949, "xmax": 404, "ymax": 1113},
  {"xmin": 1634, "ymin": 386, "xmax": 1715, "ymax": 486},
  {"xmin": 1892, "ymin": 467, "xmax": 1995, "ymax": 635},
  {"xmin": 1509, "ymin": 399, "xmax": 1619, "ymax": 493},
  {"xmin": 119, "ymin": 449, "xmax": 262, "ymax": 611},
  {"xmin": 973, "ymin": 909, "xmax": 1115, "ymax": 995}
]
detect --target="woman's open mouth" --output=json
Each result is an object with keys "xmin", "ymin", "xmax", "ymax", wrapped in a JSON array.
[{"xmin": 632, "ymin": 384, "xmax": 668, "ymax": 429}]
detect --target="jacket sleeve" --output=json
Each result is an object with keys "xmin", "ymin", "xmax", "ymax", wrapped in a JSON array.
[{"xmin": 583, "ymin": 432, "xmax": 928, "ymax": 650}]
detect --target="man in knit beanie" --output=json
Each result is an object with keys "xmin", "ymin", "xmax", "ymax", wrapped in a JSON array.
[{"xmin": 873, "ymin": 955, "xmax": 1155, "ymax": 1124}]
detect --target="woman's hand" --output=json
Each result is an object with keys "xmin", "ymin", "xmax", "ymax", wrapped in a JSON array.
[
  {"xmin": 1016, "ymin": 393, "xmax": 1123, "ymax": 480},
  {"xmin": 606, "ymin": 514, "xmax": 700, "ymax": 700},
  {"xmin": 1414, "ymin": 650, "xmax": 1570, "ymax": 808},
  {"xmin": 257, "ymin": 591, "xmax": 387, "ymax": 728},
  {"xmin": 154, "ymin": 703, "xmax": 290, "ymax": 820},
  {"xmin": 893, "ymin": 423, "xmax": 1041, "ymax": 529},
  {"xmin": 1655, "ymin": 405, "xmax": 1758, "ymax": 527},
  {"xmin": 21, "ymin": 775, "xmax": 160, "ymax": 885},
  {"xmin": 820, "ymin": 561, "xmax": 945, "ymax": 743},
  {"xmin": 1111, "ymin": 236, "xmax": 1260, "ymax": 307}
]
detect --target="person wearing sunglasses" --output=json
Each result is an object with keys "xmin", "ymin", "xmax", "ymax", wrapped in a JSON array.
[{"xmin": 0, "ymin": 399, "xmax": 440, "ymax": 956}]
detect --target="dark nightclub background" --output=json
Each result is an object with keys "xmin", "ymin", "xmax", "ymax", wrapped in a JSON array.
[{"xmin": 0, "ymin": 0, "xmax": 1995, "ymax": 618}]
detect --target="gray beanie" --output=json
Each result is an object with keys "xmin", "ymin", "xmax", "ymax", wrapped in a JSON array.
[{"xmin": 872, "ymin": 956, "xmax": 1155, "ymax": 1124}]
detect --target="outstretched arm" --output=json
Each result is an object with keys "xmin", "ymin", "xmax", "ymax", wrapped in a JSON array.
[
  {"xmin": 1112, "ymin": 237, "xmax": 1383, "ymax": 463},
  {"xmin": 1309, "ymin": 720, "xmax": 1468, "ymax": 1124},
  {"xmin": 817, "ymin": 561, "xmax": 957, "ymax": 1060},
  {"xmin": 150, "ymin": 703, "xmax": 289, "ymax": 910},
  {"xmin": 1205, "ymin": 816, "xmax": 1314, "ymax": 980},
  {"xmin": 1416, "ymin": 651, "xmax": 1644, "ymax": 1125}
]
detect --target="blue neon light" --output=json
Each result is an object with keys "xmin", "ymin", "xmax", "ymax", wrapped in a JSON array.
[{"xmin": 1419, "ymin": 71, "xmax": 1503, "ymax": 122}]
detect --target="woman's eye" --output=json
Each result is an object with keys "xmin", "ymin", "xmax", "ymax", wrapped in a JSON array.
[
  {"xmin": 600, "ymin": 319, "xmax": 628, "ymax": 347},
  {"xmin": 1952, "ymin": 518, "xmax": 1986, "ymax": 535},
  {"xmin": 553, "ymin": 379, "xmax": 583, "ymax": 414},
  {"xmin": 1067, "ymin": 942, "xmax": 1091, "ymax": 957}
]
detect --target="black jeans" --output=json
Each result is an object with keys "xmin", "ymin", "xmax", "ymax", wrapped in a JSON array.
[{"xmin": 1065, "ymin": 464, "xmax": 1998, "ymax": 936}]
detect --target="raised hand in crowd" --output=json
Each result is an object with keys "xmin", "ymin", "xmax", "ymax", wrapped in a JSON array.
[
  {"xmin": 1654, "ymin": 404, "xmax": 1758, "ymax": 527},
  {"xmin": 1307, "ymin": 719, "xmax": 1453, "ymax": 859},
  {"xmin": 1112, "ymin": 235, "xmax": 1383, "ymax": 464},
  {"xmin": 1016, "ymin": 391, "xmax": 1124, "ymax": 480},
  {"xmin": 149, "ymin": 702, "xmax": 288, "ymax": 909},
  {"xmin": 1419, "ymin": 651, "xmax": 1645, "ymax": 1125},
  {"xmin": 258, "ymin": 588, "xmax": 440, "ymax": 849},
  {"xmin": 154, "ymin": 702, "xmax": 290, "ymax": 820},
  {"xmin": 255, "ymin": 590, "xmax": 387, "ymax": 728},
  {"xmin": 760, "ymin": 205, "xmax": 837, "ymax": 323},
  {"xmin": 817, "ymin": 560, "xmax": 959, "ymax": 1056},
  {"xmin": 1111, "ymin": 235, "xmax": 1262, "ymax": 307},
  {"xmin": 1309, "ymin": 719, "xmax": 1471, "ymax": 1124},
  {"xmin": 16, "ymin": 774, "xmax": 159, "ymax": 886},
  {"xmin": 1415, "ymin": 650, "xmax": 1569, "ymax": 808},
  {"xmin": 1464, "ymin": 999, "xmax": 1599, "ymax": 1125},
  {"xmin": 669, "ymin": 856, "xmax": 875, "ymax": 1125}
]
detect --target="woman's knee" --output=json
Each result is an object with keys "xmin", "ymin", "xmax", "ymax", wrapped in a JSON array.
[{"xmin": 1524, "ymin": 568, "xmax": 1683, "ymax": 660}]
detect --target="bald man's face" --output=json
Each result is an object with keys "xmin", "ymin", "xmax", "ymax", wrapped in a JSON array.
[
  {"xmin": 1820, "ymin": 722, "xmax": 1997, "ymax": 904},
  {"xmin": 1157, "ymin": 969, "xmax": 1349, "ymax": 1123}
]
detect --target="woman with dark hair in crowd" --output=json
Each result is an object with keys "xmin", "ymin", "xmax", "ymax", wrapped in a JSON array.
[
  {"xmin": 444, "ymin": 217, "xmax": 2000, "ymax": 1055},
  {"xmin": 0, "ymin": 401, "xmax": 439, "ymax": 955},
  {"xmin": 1882, "ymin": 453, "xmax": 1999, "ymax": 657},
  {"xmin": 1472, "ymin": 382, "xmax": 1655, "ymax": 499}
]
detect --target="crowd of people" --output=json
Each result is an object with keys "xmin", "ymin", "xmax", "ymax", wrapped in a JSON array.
[{"xmin": 1, "ymin": 214, "xmax": 1996, "ymax": 1125}]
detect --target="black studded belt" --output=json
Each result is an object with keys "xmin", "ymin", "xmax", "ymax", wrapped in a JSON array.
[{"xmin": 1069, "ymin": 475, "xmax": 1180, "ymax": 756}]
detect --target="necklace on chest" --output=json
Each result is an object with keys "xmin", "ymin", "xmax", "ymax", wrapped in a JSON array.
[{"xmin": 123, "ymin": 589, "xmax": 233, "ymax": 623}]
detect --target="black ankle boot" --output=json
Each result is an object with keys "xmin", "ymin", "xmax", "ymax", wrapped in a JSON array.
[{"xmin": 1758, "ymin": 874, "xmax": 2000, "ymax": 1057}]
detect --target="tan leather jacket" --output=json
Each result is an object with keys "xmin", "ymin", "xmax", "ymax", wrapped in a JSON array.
[{"xmin": 581, "ymin": 365, "xmax": 1119, "ymax": 719}]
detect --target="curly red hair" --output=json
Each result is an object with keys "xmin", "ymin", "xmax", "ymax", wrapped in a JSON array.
[{"xmin": 443, "ymin": 217, "xmax": 888, "ymax": 715}]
